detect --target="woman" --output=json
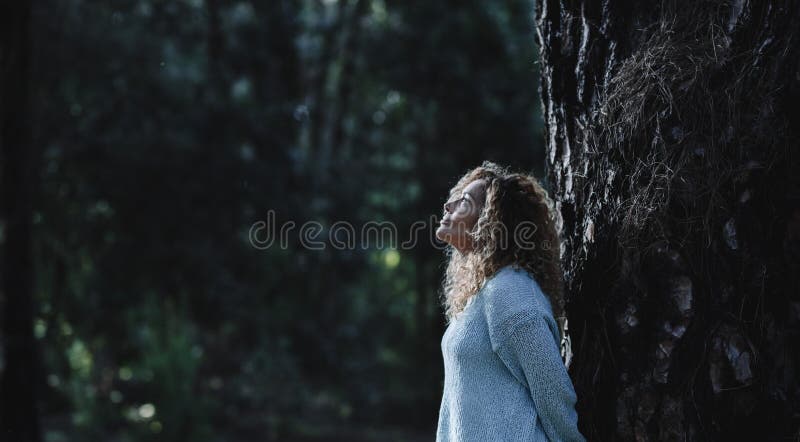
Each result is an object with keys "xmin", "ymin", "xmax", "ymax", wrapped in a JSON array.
[{"xmin": 435, "ymin": 161, "xmax": 585, "ymax": 442}]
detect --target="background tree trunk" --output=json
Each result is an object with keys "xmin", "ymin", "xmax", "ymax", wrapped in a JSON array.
[
  {"xmin": 535, "ymin": 0, "xmax": 800, "ymax": 440},
  {"xmin": 0, "ymin": 1, "xmax": 42, "ymax": 441}
]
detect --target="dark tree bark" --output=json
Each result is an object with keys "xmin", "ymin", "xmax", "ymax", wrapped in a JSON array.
[
  {"xmin": 535, "ymin": 0, "xmax": 800, "ymax": 440},
  {"xmin": 0, "ymin": 1, "xmax": 42, "ymax": 441}
]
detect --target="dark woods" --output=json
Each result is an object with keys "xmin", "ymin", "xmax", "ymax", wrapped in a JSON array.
[
  {"xmin": 1, "ymin": 0, "xmax": 543, "ymax": 441},
  {"xmin": 3, "ymin": 0, "xmax": 799, "ymax": 441}
]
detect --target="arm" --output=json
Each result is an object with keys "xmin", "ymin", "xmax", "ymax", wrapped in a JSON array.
[{"xmin": 493, "ymin": 312, "xmax": 586, "ymax": 442}]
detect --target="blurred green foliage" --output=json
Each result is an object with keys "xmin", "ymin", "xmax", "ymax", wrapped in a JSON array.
[{"xmin": 22, "ymin": 0, "xmax": 544, "ymax": 440}]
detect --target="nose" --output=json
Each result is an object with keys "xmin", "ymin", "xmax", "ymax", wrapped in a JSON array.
[{"xmin": 443, "ymin": 200, "xmax": 454, "ymax": 214}]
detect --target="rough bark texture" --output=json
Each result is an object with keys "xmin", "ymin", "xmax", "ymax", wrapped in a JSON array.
[{"xmin": 535, "ymin": 0, "xmax": 800, "ymax": 440}]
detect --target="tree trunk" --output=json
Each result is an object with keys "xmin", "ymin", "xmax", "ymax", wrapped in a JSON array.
[
  {"xmin": 535, "ymin": 0, "xmax": 800, "ymax": 440},
  {"xmin": 0, "ymin": 1, "xmax": 42, "ymax": 441}
]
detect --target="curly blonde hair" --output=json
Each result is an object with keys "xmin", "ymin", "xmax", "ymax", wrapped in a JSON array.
[{"xmin": 439, "ymin": 161, "xmax": 566, "ymax": 331}]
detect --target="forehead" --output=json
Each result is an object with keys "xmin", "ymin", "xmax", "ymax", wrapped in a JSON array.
[{"xmin": 463, "ymin": 178, "xmax": 487, "ymax": 196}]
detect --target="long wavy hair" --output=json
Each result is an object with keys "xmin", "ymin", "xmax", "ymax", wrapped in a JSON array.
[{"xmin": 439, "ymin": 161, "xmax": 566, "ymax": 335}]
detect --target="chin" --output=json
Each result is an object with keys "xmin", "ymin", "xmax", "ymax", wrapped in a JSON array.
[{"xmin": 436, "ymin": 226, "xmax": 450, "ymax": 243}]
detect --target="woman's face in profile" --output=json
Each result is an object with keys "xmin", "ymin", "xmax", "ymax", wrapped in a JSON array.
[{"xmin": 436, "ymin": 178, "xmax": 487, "ymax": 253}]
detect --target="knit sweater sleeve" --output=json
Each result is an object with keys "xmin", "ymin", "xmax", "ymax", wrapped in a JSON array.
[{"xmin": 493, "ymin": 312, "xmax": 586, "ymax": 442}]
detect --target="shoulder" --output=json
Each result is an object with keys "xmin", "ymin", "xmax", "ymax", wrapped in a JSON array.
[
  {"xmin": 480, "ymin": 264, "xmax": 554, "ymax": 348},
  {"xmin": 481, "ymin": 264, "xmax": 552, "ymax": 318}
]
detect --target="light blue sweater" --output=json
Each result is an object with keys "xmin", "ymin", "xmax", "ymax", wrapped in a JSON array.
[{"xmin": 436, "ymin": 264, "xmax": 585, "ymax": 442}]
